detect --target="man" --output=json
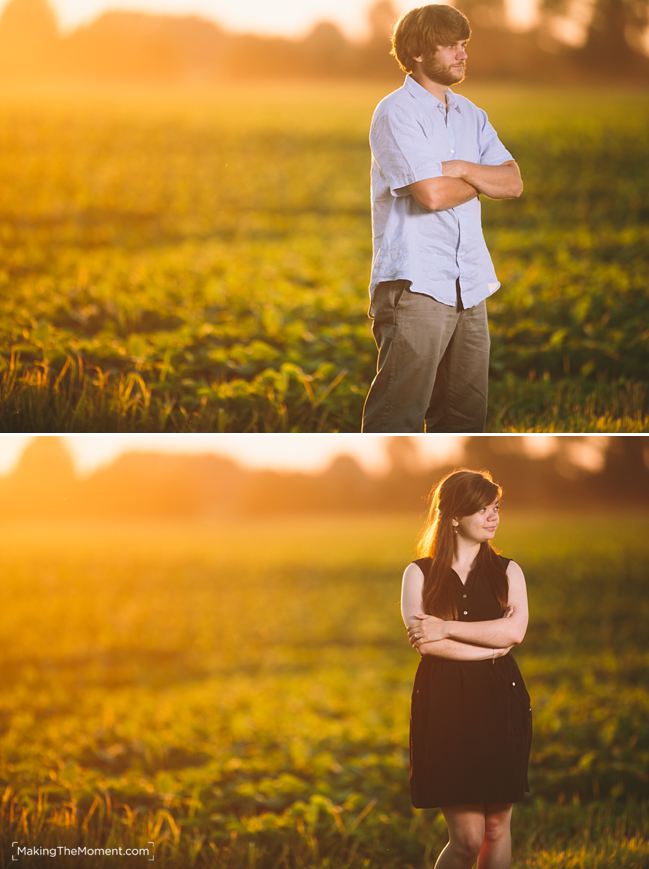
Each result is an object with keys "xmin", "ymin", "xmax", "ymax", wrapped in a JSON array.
[{"xmin": 361, "ymin": 4, "xmax": 523, "ymax": 433}]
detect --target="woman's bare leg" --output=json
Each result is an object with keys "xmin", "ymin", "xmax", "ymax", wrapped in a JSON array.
[
  {"xmin": 477, "ymin": 802, "xmax": 513, "ymax": 869},
  {"xmin": 434, "ymin": 804, "xmax": 485, "ymax": 869}
]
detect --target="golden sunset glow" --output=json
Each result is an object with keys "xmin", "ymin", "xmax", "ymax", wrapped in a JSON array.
[
  {"xmin": 0, "ymin": 435, "xmax": 463, "ymax": 476},
  {"xmin": 0, "ymin": 435, "xmax": 614, "ymax": 478},
  {"xmin": 17, "ymin": 0, "xmax": 538, "ymax": 37}
]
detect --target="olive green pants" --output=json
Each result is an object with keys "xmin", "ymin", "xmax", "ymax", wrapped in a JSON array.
[{"xmin": 361, "ymin": 280, "xmax": 490, "ymax": 433}]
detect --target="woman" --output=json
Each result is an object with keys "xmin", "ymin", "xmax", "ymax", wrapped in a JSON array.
[{"xmin": 401, "ymin": 469, "xmax": 532, "ymax": 869}]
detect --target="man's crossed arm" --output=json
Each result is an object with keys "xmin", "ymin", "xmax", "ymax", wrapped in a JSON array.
[{"xmin": 406, "ymin": 160, "xmax": 523, "ymax": 212}]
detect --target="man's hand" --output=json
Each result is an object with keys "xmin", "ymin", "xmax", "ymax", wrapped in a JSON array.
[
  {"xmin": 441, "ymin": 160, "xmax": 470, "ymax": 179},
  {"xmin": 407, "ymin": 613, "xmax": 449, "ymax": 649}
]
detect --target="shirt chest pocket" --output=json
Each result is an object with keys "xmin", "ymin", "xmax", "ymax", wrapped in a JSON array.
[
  {"xmin": 453, "ymin": 123, "xmax": 481, "ymax": 163},
  {"xmin": 423, "ymin": 115, "xmax": 480, "ymax": 164}
]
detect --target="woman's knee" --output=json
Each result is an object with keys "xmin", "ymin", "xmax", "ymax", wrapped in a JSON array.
[
  {"xmin": 484, "ymin": 804, "xmax": 513, "ymax": 843},
  {"xmin": 442, "ymin": 805, "xmax": 486, "ymax": 859},
  {"xmin": 449, "ymin": 828, "xmax": 484, "ymax": 860}
]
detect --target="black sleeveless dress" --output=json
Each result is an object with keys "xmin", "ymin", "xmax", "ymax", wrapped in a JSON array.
[{"xmin": 409, "ymin": 555, "xmax": 532, "ymax": 808}]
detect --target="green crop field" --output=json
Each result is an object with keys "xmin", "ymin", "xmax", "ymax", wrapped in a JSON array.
[
  {"xmin": 0, "ymin": 82, "xmax": 647, "ymax": 432},
  {"xmin": 0, "ymin": 512, "xmax": 648, "ymax": 867}
]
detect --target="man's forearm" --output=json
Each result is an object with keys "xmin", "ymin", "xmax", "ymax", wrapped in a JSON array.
[
  {"xmin": 407, "ymin": 176, "xmax": 479, "ymax": 212},
  {"xmin": 445, "ymin": 618, "xmax": 523, "ymax": 648},
  {"xmin": 427, "ymin": 177, "xmax": 479, "ymax": 210},
  {"xmin": 442, "ymin": 160, "xmax": 523, "ymax": 200},
  {"xmin": 419, "ymin": 638, "xmax": 510, "ymax": 661}
]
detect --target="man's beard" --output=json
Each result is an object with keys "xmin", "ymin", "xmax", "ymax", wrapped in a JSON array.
[{"xmin": 420, "ymin": 55, "xmax": 466, "ymax": 86}]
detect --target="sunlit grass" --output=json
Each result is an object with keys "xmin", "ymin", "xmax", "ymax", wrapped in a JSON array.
[
  {"xmin": 0, "ymin": 82, "xmax": 647, "ymax": 431},
  {"xmin": 0, "ymin": 512, "xmax": 648, "ymax": 866}
]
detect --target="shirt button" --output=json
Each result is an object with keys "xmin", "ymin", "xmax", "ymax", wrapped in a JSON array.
[
  {"xmin": 462, "ymin": 594, "xmax": 467, "ymax": 598},
  {"xmin": 463, "ymin": 610, "xmax": 468, "ymax": 615},
  {"xmin": 512, "ymin": 681, "xmax": 516, "ymax": 686},
  {"xmin": 451, "ymin": 149, "xmax": 455, "ymax": 154}
]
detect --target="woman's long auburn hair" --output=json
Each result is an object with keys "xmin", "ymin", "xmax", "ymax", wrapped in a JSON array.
[{"xmin": 417, "ymin": 469, "xmax": 509, "ymax": 619}]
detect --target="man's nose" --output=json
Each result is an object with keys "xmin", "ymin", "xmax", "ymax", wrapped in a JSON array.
[{"xmin": 457, "ymin": 47, "xmax": 468, "ymax": 60}]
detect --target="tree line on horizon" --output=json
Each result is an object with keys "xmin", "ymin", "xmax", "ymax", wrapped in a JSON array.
[
  {"xmin": 1, "ymin": 436, "xmax": 646, "ymax": 519},
  {"xmin": 0, "ymin": 0, "xmax": 647, "ymax": 84}
]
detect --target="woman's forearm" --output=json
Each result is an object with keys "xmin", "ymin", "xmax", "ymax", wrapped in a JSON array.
[
  {"xmin": 445, "ymin": 618, "xmax": 523, "ymax": 648},
  {"xmin": 419, "ymin": 639, "xmax": 510, "ymax": 661}
]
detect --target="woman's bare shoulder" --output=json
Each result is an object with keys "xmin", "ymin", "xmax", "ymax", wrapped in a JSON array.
[{"xmin": 403, "ymin": 560, "xmax": 426, "ymax": 579}]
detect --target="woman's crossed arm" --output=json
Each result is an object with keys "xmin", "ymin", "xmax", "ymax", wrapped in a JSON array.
[{"xmin": 401, "ymin": 562, "xmax": 512, "ymax": 661}]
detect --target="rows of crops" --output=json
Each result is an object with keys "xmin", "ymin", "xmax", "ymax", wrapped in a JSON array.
[
  {"xmin": 1, "ymin": 513, "xmax": 647, "ymax": 866},
  {"xmin": 0, "ymin": 82, "xmax": 647, "ymax": 431}
]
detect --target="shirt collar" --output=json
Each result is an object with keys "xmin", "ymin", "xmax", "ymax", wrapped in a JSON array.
[{"xmin": 404, "ymin": 74, "xmax": 461, "ymax": 113}]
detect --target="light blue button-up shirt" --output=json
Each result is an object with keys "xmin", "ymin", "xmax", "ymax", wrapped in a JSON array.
[{"xmin": 369, "ymin": 74, "xmax": 514, "ymax": 309}]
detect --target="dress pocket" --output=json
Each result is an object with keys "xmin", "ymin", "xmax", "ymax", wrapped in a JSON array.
[{"xmin": 510, "ymin": 676, "xmax": 532, "ymax": 715}]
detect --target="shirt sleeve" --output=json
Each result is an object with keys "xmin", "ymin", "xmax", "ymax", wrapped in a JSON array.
[
  {"xmin": 370, "ymin": 103, "xmax": 443, "ymax": 197},
  {"xmin": 477, "ymin": 108, "xmax": 514, "ymax": 166}
]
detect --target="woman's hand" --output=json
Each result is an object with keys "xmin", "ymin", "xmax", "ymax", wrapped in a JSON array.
[{"xmin": 407, "ymin": 613, "xmax": 448, "ymax": 650}]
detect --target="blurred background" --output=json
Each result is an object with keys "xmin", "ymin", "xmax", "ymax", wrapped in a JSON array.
[
  {"xmin": 0, "ymin": 433, "xmax": 647, "ymax": 516},
  {"xmin": 0, "ymin": 435, "xmax": 648, "ymax": 865},
  {"xmin": 1, "ymin": 0, "xmax": 648, "ymax": 82},
  {"xmin": 0, "ymin": 1, "xmax": 647, "ymax": 433}
]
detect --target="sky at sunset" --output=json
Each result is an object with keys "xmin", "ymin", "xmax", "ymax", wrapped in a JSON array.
[
  {"xmin": 0, "ymin": 435, "xmax": 606, "ymax": 478},
  {"xmin": 0, "ymin": 435, "xmax": 463, "ymax": 476},
  {"xmin": 20, "ymin": 0, "xmax": 538, "ymax": 38}
]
